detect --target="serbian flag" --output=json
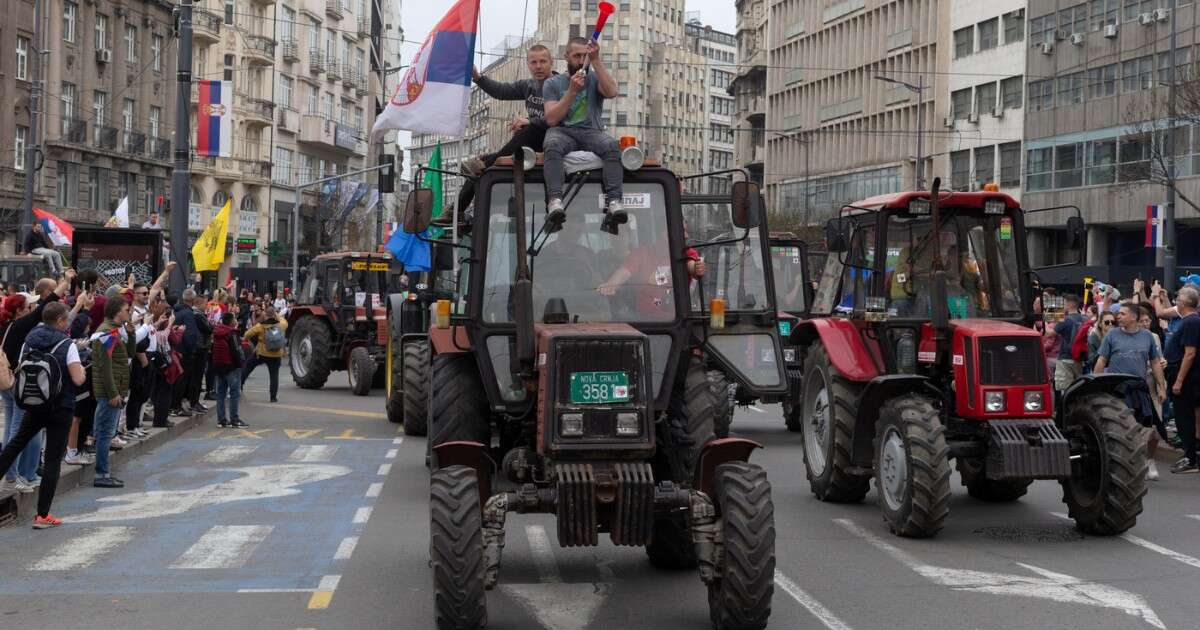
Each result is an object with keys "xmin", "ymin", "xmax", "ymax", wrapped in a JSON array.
[
  {"xmin": 91, "ymin": 328, "xmax": 122, "ymax": 356},
  {"xmin": 1146, "ymin": 204, "xmax": 1165, "ymax": 248},
  {"xmin": 196, "ymin": 80, "xmax": 233, "ymax": 157},
  {"xmin": 370, "ymin": 0, "xmax": 479, "ymax": 141},
  {"xmin": 33, "ymin": 208, "xmax": 73, "ymax": 246}
]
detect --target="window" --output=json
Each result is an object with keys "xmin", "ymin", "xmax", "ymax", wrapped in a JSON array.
[
  {"xmin": 1026, "ymin": 147, "xmax": 1053, "ymax": 191},
  {"xmin": 976, "ymin": 82, "xmax": 997, "ymax": 113},
  {"xmin": 974, "ymin": 146, "xmax": 995, "ymax": 187},
  {"xmin": 321, "ymin": 92, "xmax": 334, "ymax": 118},
  {"xmin": 64, "ymin": 2, "xmax": 77, "ymax": 43},
  {"xmin": 223, "ymin": 54, "xmax": 234, "ymax": 81},
  {"xmin": 619, "ymin": 25, "xmax": 630, "ymax": 39},
  {"xmin": 954, "ymin": 26, "xmax": 974, "ymax": 58},
  {"xmin": 1087, "ymin": 137, "xmax": 1117, "ymax": 184},
  {"xmin": 16, "ymin": 36, "xmax": 29, "ymax": 81},
  {"xmin": 1059, "ymin": 4, "xmax": 1087, "ymax": 34},
  {"xmin": 122, "ymin": 98, "xmax": 134, "ymax": 133},
  {"xmin": 124, "ymin": 25, "xmax": 137, "ymax": 63},
  {"xmin": 569, "ymin": 24, "xmax": 580, "ymax": 39},
  {"xmin": 999, "ymin": 142, "xmax": 1021, "ymax": 186},
  {"xmin": 951, "ymin": 88, "xmax": 972, "ymax": 119},
  {"xmin": 1087, "ymin": 63, "xmax": 1118, "ymax": 98},
  {"xmin": 95, "ymin": 14, "xmax": 108, "ymax": 51},
  {"xmin": 1029, "ymin": 14, "xmax": 1056, "ymax": 45},
  {"xmin": 1004, "ymin": 10, "xmax": 1025, "ymax": 42},
  {"xmin": 15, "ymin": 126, "xmax": 27, "ymax": 171},
  {"xmin": 1122, "ymin": 55, "xmax": 1153, "ymax": 92},
  {"xmin": 274, "ymin": 147, "xmax": 293, "ymax": 185},
  {"xmin": 89, "ymin": 167, "xmax": 111, "ymax": 211},
  {"xmin": 1056, "ymin": 72, "xmax": 1084, "ymax": 106},
  {"xmin": 92, "ymin": 91, "xmax": 107, "ymax": 141},
  {"xmin": 279, "ymin": 75, "xmax": 294, "ymax": 109},
  {"xmin": 224, "ymin": 0, "xmax": 235, "ymax": 25},
  {"xmin": 306, "ymin": 84, "xmax": 318, "ymax": 114},
  {"xmin": 1001, "ymin": 76, "xmax": 1023, "ymax": 108},
  {"xmin": 1054, "ymin": 143, "xmax": 1084, "ymax": 187},
  {"xmin": 281, "ymin": 6, "xmax": 296, "ymax": 42},
  {"xmin": 152, "ymin": 35, "xmax": 163, "ymax": 71},
  {"xmin": 57, "ymin": 162, "xmax": 80, "ymax": 207},
  {"xmin": 616, "ymin": 111, "xmax": 628, "ymax": 126},
  {"xmin": 61, "ymin": 82, "xmax": 76, "ymax": 134},
  {"xmin": 1158, "ymin": 47, "xmax": 1192, "ymax": 83},
  {"xmin": 619, "ymin": 53, "xmax": 629, "ymax": 69},
  {"xmin": 149, "ymin": 106, "xmax": 161, "ymax": 138},
  {"xmin": 978, "ymin": 18, "xmax": 999, "ymax": 51},
  {"xmin": 307, "ymin": 17, "xmax": 320, "ymax": 52},
  {"xmin": 1089, "ymin": 0, "xmax": 1118, "ymax": 30},
  {"xmin": 951, "ymin": 150, "xmax": 971, "ymax": 190},
  {"xmin": 1119, "ymin": 133, "xmax": 1151, "ymax": 180},
  {"xmin": 1123, "ymin": 0, "xmax": 1152, "ymax": 22},
  {"xmin": 119, "ymin": 172, "xmax": 137, "ymax": 209},
  {"xmin": 212, "ymin": 190, "xmax": 229, "ymax": 207}
]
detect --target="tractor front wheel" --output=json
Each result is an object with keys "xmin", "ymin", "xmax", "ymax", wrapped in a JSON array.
[
  {"xmin": 706, "ymin": 461, "xmax": 775, "ymax": 630},
  {"xmin": 431, "ymin": 465, "xmax": 487, "ymax": 630},
  {"xmin": 348, "ymin": 347, "xmax": 375, "ymax": 396},
  {"xmin": 402, "ymin": 340, "xmax": 431, "ymax": 436},
  {"xmin": 430, "ymin": 354, "xmax": 490, "ymax": 467},
  {"xmin": 289, "ymin": 316, "xmax": 332, "ymax": 390},
  {"xmin": 875, "ymin": 395, "xmax": 951, "ymax": 538},
  {"xmin": 1061, "ymin": 393, "xmax": 1146, "ymax": 535},
  {"xmin": 800, "ymin": 343, "xmax": 870, "ymax": 502}
]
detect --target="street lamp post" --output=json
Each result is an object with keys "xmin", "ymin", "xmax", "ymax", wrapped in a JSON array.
[{"xmin": 875, "ymin": 75, "xmax": 927, "ymax": 190}]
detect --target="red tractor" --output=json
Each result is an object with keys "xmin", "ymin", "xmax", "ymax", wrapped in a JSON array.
[{"xmin": 791, "ymin": 179, "xmax": 1148, "ymax": 538}]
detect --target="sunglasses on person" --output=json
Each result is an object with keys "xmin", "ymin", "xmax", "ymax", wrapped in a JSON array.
[{"xmin": 1101, "ymin": 319, "xmax": 1115, "ymax": 326}]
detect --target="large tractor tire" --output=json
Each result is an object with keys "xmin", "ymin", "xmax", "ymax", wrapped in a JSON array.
[
  {"xmin": 875, "ymin": 395, "xmax": 951, "ymax": 538},
  {"xmin": 431, "ymin": 465, "xmax": 487, "ymax": 630},
  {"xmin": 386, "ymin": 342, "xmax": 404, "ymax": 424},
  {"xmin": 1061, "ymin": 393, "xmax": 1146, "ymax": 535},
  {"xmin": 706, "ymin": 461, "xmax": 775, "ymax": 630},
  {"xmin": 289, "ymin": 316, "xmax": 332, "ymax": 390},
  {"xmin": 684, "ymin": 362, "xmax": 729, "ymax": 451},
  {"xmin": 799, "ymin": 343, "xmax": 870, "ymax": 503},
  {"xmin": 402, "ymin": 340, "xmax": 431, "ymax": 437},
  {"xmin": 348, "ymin": 346, "xmax": 375, "ymax": 396},
  {"xmin": 430, "ymin": 354, "xmax": 491, "ymax": 459},
  {"xmin": 956, "ymin": 459, "xmax": 1032, "ymax": 502}
]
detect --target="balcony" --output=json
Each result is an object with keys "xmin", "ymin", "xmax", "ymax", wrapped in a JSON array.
[
  {"xmin": 193, "ymin": 9, "xmax": 222, "ymax": 43},
  {"xmin": 357, "ymin": 17, "xmax": 370, "ymax": 39},
  {"xmin": 124, "ymin": 131, "xmax": 146, "ymax": 155},
  {"xmin": 191, "ymin": 153, "xmax": 216, "ymax": 173},
  {"xmin": 214, "ymin": 157, "xmax": 242, "ymax": 182},
  {"xmin": 239, "ymin": 96, "xmax": 275, "ymax": 127},
  {"xmin": 342, "ymin": 67, "xmax": 356, "ymax": 88},
  {"xmin": 242, "ymin": 161, "xmax": 271, "ymax": 186},
  {"xmin": 325, "ymin": 0, "xmax": 343, "ymax": 19},
  {"xmin": 326, "ymin": 60, "xmax": 342, "ymax": 81},
  {"xmin": 152, "ymin": 137, "xmax": 171, "ymax": 161},
  {"xmin": 308, "ymin": 49, "xmax": 326, "ymax": 74},
  {"xmin": 298, "ymin": 114, "xmax": 365, "ymax": 156},
  {"xmin": 97, "ymin": 126, "xmax": 119, "ymax": 150},
  {"xmin": 249, "ymin": 0, "xmax": 276, "ymax": 5},
  {"xmin": 61, "ymin": 117, "xmax": 87, "ymax": 143},
  {"xmin": 281, "ymin": 38, "xmax": 300, "ymax": 62},
  {"xmin": 244, "ymin": 35, "xmax": 276, "ymax": 65}
]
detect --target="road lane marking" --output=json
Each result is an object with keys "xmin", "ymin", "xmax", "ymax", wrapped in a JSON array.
[
  {"xmin": 249, "ymin": 402, "xmax": 386, "ymax": 419},
  {"xmin": 288, "ymin": 445, "xmax": 339, "ymax": 462},
  {"xmin": 748, "ymin": 405, "xmax": 766, "ymax": 413},
  {"xmin": 774, "ymin": 570, "xmax": 854, "ymax": 630},
  {"xmin": 1055, "ymin": 512, "xmax": 1200, "ymax": 570},
  {"xmin": 307, "ymin": 575, "xmax": 341, "ymax": 609},
  {"xmin": 1186, "ymin": 514, "xmax": 1200, "ymax": 524},
  {"xmin": 365, "ymin": 482, "xmax": 383, "ymax": 498},
  {"xmin": 353, "ymin": 506, "xmax": 373, "ymax": 524},
  {"xmin": 29, "ymin": 526, "xmax": 135, "ymax": 571},
  {"xmin": 224, "ymin": 428, "xmax": 273, "ymax": 439},
  {"xmin": 839, "ymin": 518, "xmax": 1165, "ymax": 629},
  {"xmin": 169, "ymin": 525, "xmax": 273, "ymax": 569},
  {"xmin": 283, "ymin": 429, "xmax": 323, "ymax": 439},
  {"xmin": 201, "ymin": 445, "xmax": 258, "ymax": 464},
  {"xmin": 392, "ymin": 437, "xmax": 403, "ymax": 444},
  {"xmin": 525, "ymin": 525, "xmax": 562, "ymax": 583},
  {"xmin": 384, "ymin": 448, "xmax": 398, "ymax": 459},
  {"xmin": 377, "ymin": 463, "xmax": 392, "ymax": 476},
  {"xmin": 325, "ymin": 428, "xmax": 369, "ymax": 440},
  {"xmin": 334, "ymin": 536, "xmax": 359, "ymax": 561}
]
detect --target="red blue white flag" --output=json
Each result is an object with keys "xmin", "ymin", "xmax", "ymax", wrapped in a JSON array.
[
  {"xmin": 370, "ymin": 0, "xmax": 479, "ymax": 140},
  {"xmin": 33, "ymin": 208, "xmax": 73, "ymax": 246},
  {"xmin": 1145, "ymin": 204, "xmax": 1165, "ymax": 248},
  {"xmin": 196, "ymin": 80, "xmax": 233, "ymax": 157}
]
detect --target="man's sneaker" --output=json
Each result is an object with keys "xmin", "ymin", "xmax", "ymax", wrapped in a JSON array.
[
  {"xmin": 231, "ymin": 419, "xmax": 249, "ymax": 428},
  {"xmin": 64, "ymin": 450, "xmax": 89, "ymax": 466},
  {"xmin": 605, "ymin": 200, "xmax": 625, "ymax": 214},
  {"xmin": 217, "ymin": 420, "xmax": 229, "ymax": 428},
  {"xmin": 17, "ymin": 476, "xmax": 39, "ymax": 491},
  {"xmin": 133, "ymin": 428, "xmax": 149, "ymax": 439},
  {"xmin": 110, "ymin": 437, "xmax": 127, "ymax": 450},
  {"xmin": 1148, "ymin": 460, "xmax": 1160, "ymax": 481},
  {"xmin": 460, "ymin": 156, "xmax": 486, "ymax": 178},
  {"xmin": 192, "ymin": 402, "xmax": 210, "ymax": 412},
  {"xmin": 1170, "ymin": 459, "xmax": 1199, "ymax": 474},
  {"xmin": 171, "ymin": 408, "xmax": 192, "ymax": 417},
  {"xmin": 32, "ymin": 514, "xmax": 62, "ymax": 529},
  {"xmin": 547, "ymin": 198, "xmax": 564, "ymax": 213},
  {"xmin": 93, "ymin": 476, "xmax": 124, "ymax": 488}
]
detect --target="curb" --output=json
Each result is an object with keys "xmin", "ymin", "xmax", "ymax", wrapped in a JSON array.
[{"xmin": 0, "ymin": 409, "xmax": 209, "ymax": 528}]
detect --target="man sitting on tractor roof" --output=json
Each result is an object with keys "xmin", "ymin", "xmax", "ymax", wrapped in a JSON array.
[{"xmin": 542, "ymin": 37, "xmax": 623, "ymax": 216}]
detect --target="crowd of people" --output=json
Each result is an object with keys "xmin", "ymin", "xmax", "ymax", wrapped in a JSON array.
[
  {"xmin": 0, "ymin": 265, "xmax": 295, "ymax": 528},
  {"xmin": 1042, "ymin": 277, "xmax": 1200, "ymax": 480}
]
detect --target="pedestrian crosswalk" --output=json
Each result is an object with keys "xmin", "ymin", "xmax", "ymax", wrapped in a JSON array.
[
  {"xmin": 200, "ymin": 445, "xmax": 259, "ymax": 464},
  {"xmin": 28, "ymin": 526, "xmax": 136, "ymax": 571},
  {"xmin": 287, "ymin": 444, "xmax": 339, "ymax": 462},
  {"xmin": 169, "ymin": 525, "xmax": 274, "ymax": 569}
]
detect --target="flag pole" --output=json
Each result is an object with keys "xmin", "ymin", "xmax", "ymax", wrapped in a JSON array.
[{"xmin": 169, "ymin": 0, "xmax": 194, "ymax": 295}]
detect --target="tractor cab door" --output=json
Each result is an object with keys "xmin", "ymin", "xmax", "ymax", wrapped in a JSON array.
[{"xmin": 768, "ymin": 237, "xmax": 811, "ymax": 317}]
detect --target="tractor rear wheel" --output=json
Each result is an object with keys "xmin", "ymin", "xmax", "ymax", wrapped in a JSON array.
[
  {"xmin": 875, "ymin": 395, "xmax": 951, "ymax": 538},
  {"xmin": 800, "ymin": 343, "xmax": 870, "ymax": 502},
  {"xmin": 430, "ymin": 354, "xmax": 490, "ymax": 466},
  {"xmin": 431, "ymin": 465, "xmax": 487, "ymax": 630},
  {"xmin": 1061, "ymin": 393, "xmax": 1146, "ymax": 535},
  {"xmin": 348, "ymin": 346, "xmax": 375, "ymax": 396},
  {"xmin": 289, "ymin": 316, "xmax": 332, "ymax": 390},
  {"xmin": 706, "ymin": 461, "xmax": 775, "ymax": 630},
  {"xmin": 402, "ymin": 340, "xmax": 431, "ymax": 437},
  {"xmin": 957, "ymin": 459, "xmax": 1032, "ymax": 502},
  {"xmin": 682, "ymin": 361, "xmax": 726, "ymax": 458}
]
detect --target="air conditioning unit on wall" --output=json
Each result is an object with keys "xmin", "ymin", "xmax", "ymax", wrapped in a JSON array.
[
  {"xmin": 992, "ymin": 107, "xmax": 1005, "ymax": 118},
  {"xmin": 1040, "ymin": 42, "xmax": 1054, "ymax": 54},
  {"xmin": 1104, "ymin": 24, "xmax": 1119, "ymax": 38},
  {"xmin": 96, "ymin": 48, "xmax": 112, "ymax": 63},
  {"xmin": 1139, "ymin": 12, "xmax": 1154, "ymax": 25},
  {"xmin": 943, "ymin": 116, "xmax": 955, "ymax": 128},
  {"xmin": 967, "ymin": 112, "xmax": 980, "ymax": 124},
  {"xmin": 1071, "ymin": 33, "xmax": 1085, "ymax": 45},
  {"xmin": 1154, "ymin": 7, "xmax": 1169, "ymax": 21}
]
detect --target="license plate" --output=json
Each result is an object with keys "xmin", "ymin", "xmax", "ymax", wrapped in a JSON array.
[{"xmin": 569, "ymin": 371, "xmax": 630, "ymax": 404}]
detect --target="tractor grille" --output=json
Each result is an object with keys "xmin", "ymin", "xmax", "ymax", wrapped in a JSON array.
[
  {"xmin": 978, "ymin": 337, "xmax": 1045, "ymax": 385},
  {"xmin": 554, "ymin": 339, "xmax": 646, "ymax": 403}
]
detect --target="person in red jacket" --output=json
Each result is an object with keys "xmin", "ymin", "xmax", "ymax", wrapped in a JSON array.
[{"xmin": 209, "ymin": 311, "xmax": 246, "ymax": 428}]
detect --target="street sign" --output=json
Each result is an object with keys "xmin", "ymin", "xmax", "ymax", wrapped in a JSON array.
[{"xmin": 236, "ymin": 237, "xmax": 257, "ymax": 251}]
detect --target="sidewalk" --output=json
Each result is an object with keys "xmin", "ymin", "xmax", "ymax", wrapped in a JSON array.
[{"xmin": 0, "ymin": 410, "xmax": 208, "ymax": 528}]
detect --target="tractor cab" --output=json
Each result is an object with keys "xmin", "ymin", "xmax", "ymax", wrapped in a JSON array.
[
  {"xmin": 0, "ymin": 255, "xmax": 45, "ymax": 291},
  {"xmin": 765, "ymin": 232, "xmax": 813, "ymax": 431}
]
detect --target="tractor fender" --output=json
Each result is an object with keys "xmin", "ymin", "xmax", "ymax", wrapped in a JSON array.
[
  {"xmin": 789, "ymin": 318, "xmax": 879, "ymax": 382},
  {"xmin": 1060, "ymin": 373, "xmax": 1147, "ymax": 417},
  {"xmin": 694, "ymin": 438, "xmax": 763, "ymax": 496},
  {"xmin": 429, "ymin": 325, "xmax": 472, "ymax": 355},
  {"xmin": 433, "ymin": 441, "xmax": 494, "ymax": 509},
  {"xmin": 287, "ymin": 306, "xmax": 329, "ymax": 331},
  {"xmin": 851, "ymin": 375, "xmax": 944, "ymax": 467}
]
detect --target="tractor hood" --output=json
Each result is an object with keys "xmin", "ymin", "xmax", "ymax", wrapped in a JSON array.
[{"xmin": 949, "ymin": 319, "xmax": 1042, "ymax": 339}]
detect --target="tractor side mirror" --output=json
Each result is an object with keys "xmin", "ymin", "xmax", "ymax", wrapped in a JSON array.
[
  {"xmin": 825, "ymin": 218, "xmax": 849, "ymax": 253},
  {"xmin": 403, "ymin": 188, "xmax": 435, "ymax": 234},
  {"xmin": 731, "ymin": 181, "xmax": 762, "ymax": 229},
  {"xmin": 1065, "ymin": 216, "xmax": 1086, "ymax": 251}
]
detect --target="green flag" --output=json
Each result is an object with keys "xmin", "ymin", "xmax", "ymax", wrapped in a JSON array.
[{"xmin": 424, "ymin": 144, "xmax": 444, "ymax": 219}]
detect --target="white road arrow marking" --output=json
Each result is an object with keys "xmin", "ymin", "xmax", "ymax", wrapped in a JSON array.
[
  {"xmin": 497, "ymin": 525, "xmax": 611, "ymax": 630},
  {"xmin": 774, "ymin": 570, "xmax": 855, "ymax": 630},
  {"xmin": 836, "ymin": 518, "xmax": 1165, "ymax": 629},
  {"xmin": 67, "ymin": 464, "xmax": 351, "ymax": 523}
]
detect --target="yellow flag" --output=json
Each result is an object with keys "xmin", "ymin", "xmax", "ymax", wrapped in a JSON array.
[{"xmin": 192, "ymin": 199, "xmax": 231, "ymax": 272}]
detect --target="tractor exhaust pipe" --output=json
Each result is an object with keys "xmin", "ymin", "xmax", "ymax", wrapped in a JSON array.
[
  {"xmin": 511, "ymin": 147, "xmax": 535, "ymax": 378},
  {"xmin": 929, "ymin": 177, "xmax": 950, "ymax": 362}
]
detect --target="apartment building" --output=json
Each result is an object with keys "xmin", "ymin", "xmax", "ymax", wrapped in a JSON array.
[
  {"xmin": 1022, "ymin": 0, "xmax": 1200, "ymax": 275},
  {"xmin": 685, "ymin": 18, "xmax": 738, "ymax": 194},
  {"xmin": 729, "ymin": 0, "xmax": 766, "ymax": 188},
  {"xmin": 1, "ymin": 0, "xmax": 178, "ymax": 253},
  {"xmin": 945, "ymin": 1, "xmax": 1027, "ymax": 199}
]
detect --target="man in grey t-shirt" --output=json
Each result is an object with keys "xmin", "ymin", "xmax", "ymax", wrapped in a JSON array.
[
  {"xmin": 543, "ymin": 36, "xmax": 623, "ymax": 214},
  {"xmin": 1095, "ymin": 303, "xmax": 1167, "ymax": 403}
]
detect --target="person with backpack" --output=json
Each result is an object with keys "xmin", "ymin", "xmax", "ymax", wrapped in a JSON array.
[
  {"xmin": 210, "ymin": 311, "xmax": 246, "ymax": 428},
  {"xmin": 1044, "ymin": 294, "xmax": 1086, "ymax": 391},
  {"xmin": 242, "ymin": 306, "xmax": 287, "ymax": 403},
  {"xmin": 89, "ymin": 297, "xmax": 138, "ymax": 488},
  {"xmin": 0, "ymin": 302, "xmax": 87, "ymax": 527}
]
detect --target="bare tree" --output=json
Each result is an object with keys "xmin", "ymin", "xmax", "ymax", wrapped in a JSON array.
[{"xmin": 1123, "ymin": 66, "xmax": 1200, "ymax": 214}]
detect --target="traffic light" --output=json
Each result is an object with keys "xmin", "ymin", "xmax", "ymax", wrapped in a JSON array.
[{"xmin": 378, "ymin": 154, "xmax": 396, "ymax": 193}]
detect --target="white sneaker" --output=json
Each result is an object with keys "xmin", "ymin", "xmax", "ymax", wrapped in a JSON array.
[
  {"xmin": 606, "ymin": 200, "xmax": 624, "ymax": 214},
  {"xmin": 64, "ymin": 450, "xmax": 90, "ymax": 465},
  {"xmin": 1148, "ymin": 460, "xmax": 1160, "ymax": 481},
  {"xmin": 13, "ymin": 477, "xmax": 36, "ymax": 493},
  {"xmin": 110, "ymin": 437, "xmax": 128, "ymax": 450},
  {"xmin": 547, "ymin": 198, "xmax": 564, "ymax": 213}
]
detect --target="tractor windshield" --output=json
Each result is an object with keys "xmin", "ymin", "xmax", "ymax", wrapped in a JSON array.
[
  {"xmin": 769, "ymin": 244, "xmax": 807, "ymax": 313},
  {"xmin": 884, "ymin": 211, "xmax": 1024, "ymax": 319},
  {"xmin": 683, "ymin": 202, "xmax": 772, "ymax": 313},
  {"xmin": 481, "ymin": 181, "xmax": 676, "ymax": 324}
]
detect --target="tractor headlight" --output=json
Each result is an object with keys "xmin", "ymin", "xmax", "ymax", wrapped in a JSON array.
[
  {"xmin": 616, "ymin": 412, "xmax": 640, "ymax": 436},
  {"xmin": 895, "ymin": 334, "xmax": 916, "ymax": 374},
  {"xmin": 560, "ymin": 413, "xmax": 584, "ymax": 437},
  {"xmin": 783, "ymin": 348, "xmax": 797, "ymax": 363},
  {"xmin": 1024, "ymin": 390, "xmax": 1045, "ymax": 412},
  {"xmin": 621, "ymin": 145, "xmax": 645, "ymax": 171},
  {"xmin": 985, "ymin": 390, "xmax": 1006, "ymax": 413}
]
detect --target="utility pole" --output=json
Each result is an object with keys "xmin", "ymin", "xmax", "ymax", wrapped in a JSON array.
[
  {"xmin": 20, "ymin": 0, "xmax": 45, "ymax": 251},
  {"xmin": 1165, "ymin": 4, "xmax": 1179, "ymax": 292},
  {"xmin": 874, "ymin": 75, "xmax": 927, "ymax": 190},
  {"xmin": 169, "ymin": 0, "xmax": 194, "ymax": 295}
]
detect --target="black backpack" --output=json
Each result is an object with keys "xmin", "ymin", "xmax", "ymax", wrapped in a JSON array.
[{"xmin": 15, "ymin": 338, "xmax": 71, "ymax": 412}]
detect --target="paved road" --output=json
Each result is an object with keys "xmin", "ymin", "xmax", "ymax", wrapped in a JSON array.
[{"xmin": 0, "ymin": 369, "xmax": 1198, "ymax": 629}]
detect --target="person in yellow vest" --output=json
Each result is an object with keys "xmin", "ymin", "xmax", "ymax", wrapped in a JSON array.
[{"xmin": 241, "ymin": 306, "xmax": 287, "ymax": 403}]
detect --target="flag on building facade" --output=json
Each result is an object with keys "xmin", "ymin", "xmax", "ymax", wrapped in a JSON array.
[
  {"xmin": 196, "ymin": 80, "xmax": 233, "ymax": 157},
  {"xmin": 192, "ymin": 200, "xmax": 231, "ymax": 272},
  {"xmin": 33, "ymin": 208, "xmax": 73, "ymax": 246},
  {"xmin": 1145, "ymin": 204, "xmax": 1165, "ymax": 248},
  {"xmin": 370, "ymin": 0, "xmax": 479, "ymax": 140}
]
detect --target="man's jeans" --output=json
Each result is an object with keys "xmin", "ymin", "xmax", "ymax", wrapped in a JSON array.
[
  {"xmin": 215, "ymin": 370, "xmax": 241, "ymax": 424},
  {"xmin": 544, "ymin": 127, "xmax": 623, "ymax": 203},
  {"xmin": 92, "ymin": 399, "xmax": 124, "ymax": 477},
  {"xmin": 31, "ymin": 247, "xmax": 64, "ymax": 276},
  {"xmin": 1, "ymin": 388, "xmax": 42, "ymax": 482}
]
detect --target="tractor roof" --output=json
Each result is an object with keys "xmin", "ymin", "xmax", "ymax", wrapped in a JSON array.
[
  {"xmin": 311, "ymin": 251, "xmax": 395, "ymax": 263},
  {"xmin": 850, "ymin": 191, "xmax": 1021, "ymax": 212},
  {"xmin": 492, "ymin": 154, "xmax": 663, "ymax": 169}
]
